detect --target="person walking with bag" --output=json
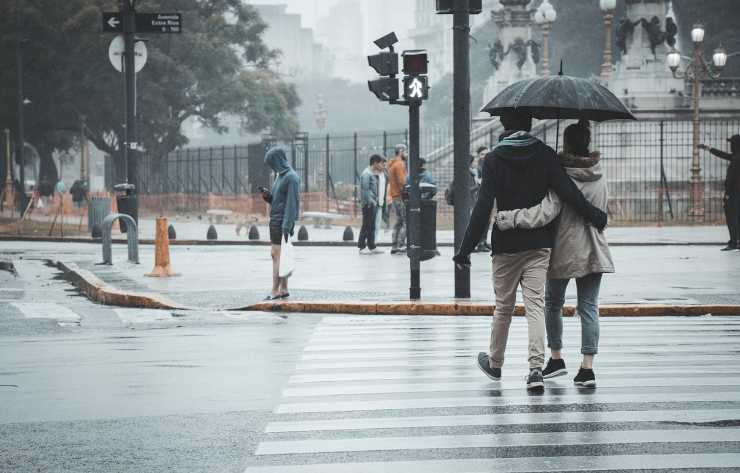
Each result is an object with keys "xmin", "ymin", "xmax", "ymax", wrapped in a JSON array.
[
  {"xmin": 260, "ymin": 147, "xmax": 300, "ymax": 300},
  {"xmin": 495, "ymin": 121, "xmax": 615, "ymax": 387}
]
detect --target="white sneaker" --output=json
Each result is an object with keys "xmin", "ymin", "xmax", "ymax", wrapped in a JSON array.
[
  {"xmin": 359, "ymin": 248, "xmax": 370, "ymax": 255},
  {"xmin": 370, "ymin": 248, "xmax": 384, "ymax": 254}
]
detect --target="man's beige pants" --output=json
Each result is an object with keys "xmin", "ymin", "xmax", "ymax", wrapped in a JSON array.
[{"xmin": 489, "ymin": 248, "xmax": 551, "ymax": 370}]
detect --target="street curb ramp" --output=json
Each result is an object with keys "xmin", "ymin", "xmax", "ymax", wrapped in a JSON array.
[{"xmin": 56, "ymin": 261, "xmax": 189, "ymax": 310}]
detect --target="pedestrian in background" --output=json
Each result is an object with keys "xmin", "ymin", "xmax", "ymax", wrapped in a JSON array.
[
  {"xmin": 475, "ymin": 146, "xmax": 492, "ymax": 253},
  {"xmin": 388, "ymin": 144, "xmax": 408, "ymax": 255},
  {"xmin": 261, "ymin": 147, "xmax": 300, "ymax": 300},
  {"xmin": 358, "ymin": 154, "xmax": 385, "ymax": 254},
  {"xmin": 375, "ymin": 156, "xmax": 389, "ymax": 240},
  {"xmin": 495, "ymin": 121, "xmax": 615, "ymax": 388},
  {"xmin": 699, "ymin": 135, "xmax": 740, "ymax": 251}
]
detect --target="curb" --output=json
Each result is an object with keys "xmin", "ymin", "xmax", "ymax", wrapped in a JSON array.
[
  {"xmin": 55, "ymin": 260, "xmax": 740, "ymax": 316},
  {"xmin": 0, "ymin": 235, "xmax": 729, "ymax": 247},
  {"xmin": 56, "ymin": 261, "xmax": 189, "ymax": 310}
]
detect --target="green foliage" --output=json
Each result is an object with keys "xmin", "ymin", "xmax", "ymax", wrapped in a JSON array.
[{"xmin": 0, "ymin": 0, "xmax": 299, "ymax": 191}]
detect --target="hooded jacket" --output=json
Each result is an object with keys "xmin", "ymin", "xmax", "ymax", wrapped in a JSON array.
[
  {"xmin": 265, "ymin": 147, "xmax": 300, "ymax": 235},
  {"xmin": 360, "ymin": 166, "xmax": 379, "ymax": 207},
  {"xmin": 495, "ymin": 152, "xmax": 615, "ymax": 279},
  {"xmin": 459, "ymin": 131, "xmax": 607, "ymax": 256},
  {"xmin": 708, "ymin": 135, "xmax": 740, "ymax": 194}
]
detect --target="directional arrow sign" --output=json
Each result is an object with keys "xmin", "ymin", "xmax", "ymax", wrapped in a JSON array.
[
  {"xmin": 102, "ymin": 12, "xmax": 123, "ymax": 33},
  {"xmin": 403, "ymin": 76, "xmax": 429, "ymax": 102}
]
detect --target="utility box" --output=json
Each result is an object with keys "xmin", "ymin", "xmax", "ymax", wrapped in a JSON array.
[
  {"xmin": 419, "ymin": 199, "xmax": 438, "ymax": 261},
  {"xmin": 113, "ymin": 183, "xmax": 137, "ymax": 234},
  {"xmin": 88, "ymin": 196, "xmax": 112, "ymax": 233}
]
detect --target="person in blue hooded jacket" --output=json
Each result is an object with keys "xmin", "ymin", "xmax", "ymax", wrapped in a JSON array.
[{"xmin": 260, "ymin": 147, "xmax": 301, "ymax": 300}]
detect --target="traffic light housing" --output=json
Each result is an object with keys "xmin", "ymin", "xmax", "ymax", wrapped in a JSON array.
[
  {"xmin": 368, "ymin": 77, "xmax": 399, "ymax": 102},
  {"xmin": 368, "ymin": 51, "xmax": 399, "ymax": 76},
  {"xmin": 403, "ymin": 50, "xmax": 428, "ymax": 75},
  {"xmin": 435, "ymin": 0, "xmax": 482, "ymax": 14}
]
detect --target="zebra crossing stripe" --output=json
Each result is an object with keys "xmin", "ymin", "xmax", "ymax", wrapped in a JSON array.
[
  {"xmin": 11, "ymin": 302, "xmax": 81, "ymax": 326},
  {"xmin": 255, "ymin": 428, "xmax": 740, "ymax": 455},
  {"xmin": 114, "ymin": 308, "xmax": 174, "ymax": 324},
  {"xmin": 244, "ymin": 453, "xmax": 740, "ymax": 473},
  {"xmin": 265, "ymin": 408, "xmax": 740, "ymax": 433},
  {"xmin": 275, "ymin": 389, "xmax": 740, "ymax": 414}
]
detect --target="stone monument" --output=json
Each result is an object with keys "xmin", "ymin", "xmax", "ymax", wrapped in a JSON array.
[
  {"xmin": 608, "ymin": 0, "xmax": 684, "ymax": 111},
  {"xmin": 481, "ymin": 0, "xmax": 540, "ymax": 113}
]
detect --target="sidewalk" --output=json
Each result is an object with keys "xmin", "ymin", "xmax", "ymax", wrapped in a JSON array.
[{"xmin": 34, "ymin": 239, "xmax": 740, "ymax": 314}]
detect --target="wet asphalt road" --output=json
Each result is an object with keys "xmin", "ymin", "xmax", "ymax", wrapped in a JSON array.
[{"xmin": 1, "ymin": 254, "xmax": 740, "ymax": 471}]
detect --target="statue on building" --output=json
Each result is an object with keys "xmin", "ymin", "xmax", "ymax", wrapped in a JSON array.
[
  {"xmin": 641, "ymin": 16, "xmax": 666, "ymax": 56},
  {"xmin": 488, "ymin": 40, "xmax": 505, "ymax": 70},
  {"xmin": 616, "ymin": 18, "xmax": 640, "ymax": 55},
  {"xmin": 527, "ymin": 40, "xmax": 540, "ymax": 66},
  {"xmin": 505, "ymin": 38, "xmax": 529, "ymax": 70},
  {"xmin": 664, "ymin": 16, "xmax": 678, "ymax": 48}
]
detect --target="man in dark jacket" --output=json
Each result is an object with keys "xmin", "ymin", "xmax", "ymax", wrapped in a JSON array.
[
  {"xmin": 699, "ymin": 135, "xmax": 740, "ymax": 251},
  {"xmin": 453, "ymin": 110, "xmax": 607, "ymax": 392},
  {"xmin": 261, "ymin": 147, "xmax": 301, "ymax": 300}
]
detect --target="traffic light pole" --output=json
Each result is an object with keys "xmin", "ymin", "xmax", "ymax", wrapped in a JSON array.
[
  {"xmin": 453, "ymin": 0, "xmax": 471, "ymax": 298},
  {"xmin": 15, "ymin": 0, "xmax": 25, "ymax": 193},
  {"xmin": 408, "ymin": 100, "xmax": 422, "ymax": 300},
  {"xmin": 122, "ymin": 0, "xmax": 138, "ymax": 200}
]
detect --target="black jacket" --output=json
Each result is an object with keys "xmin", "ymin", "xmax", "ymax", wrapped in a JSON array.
[
  {"xmin": 708, "ymin": 148, "xmax": 740, "ymax": 194},
  {"xmin": 460, "ymin": 131, "xmax": 607, "ymax": 256}
]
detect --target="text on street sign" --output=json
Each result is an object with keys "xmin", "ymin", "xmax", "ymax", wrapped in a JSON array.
[{"xmin": 136, "ymin": 13, "xmax": 182, "ymax": 33}]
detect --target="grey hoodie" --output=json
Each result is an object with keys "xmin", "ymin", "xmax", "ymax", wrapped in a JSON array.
[{"xmin": 265, "ymin": 147, "xmax": 301, "ymax": 235}]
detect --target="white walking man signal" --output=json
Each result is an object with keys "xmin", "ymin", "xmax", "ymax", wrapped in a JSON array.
[{"xmin": 409, "ymin": 78, "xmax": 424, "ymax": 99}]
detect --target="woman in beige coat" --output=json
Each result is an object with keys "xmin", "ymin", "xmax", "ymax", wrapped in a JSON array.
[{"xmin": 495, "ymin": 121, "xmax": 614, "ymax": 387}]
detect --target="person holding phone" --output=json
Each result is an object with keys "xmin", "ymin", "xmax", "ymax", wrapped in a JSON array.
[{"xmin": 261, "ymin": 147, "xmax": 301, "ymax": 300}]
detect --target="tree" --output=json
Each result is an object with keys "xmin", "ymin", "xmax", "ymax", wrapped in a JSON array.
[{"xmin": 0, "ymin": 0, "xmax": 300, "ymax": 193}]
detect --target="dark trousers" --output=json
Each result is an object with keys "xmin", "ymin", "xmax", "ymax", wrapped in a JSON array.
[
  {"xmin": 725, "ymin": 193, "xmax": 740, "ymax": 245},
  {"xmin": 358, "ymin": 205, "xmax": 377, "ymax": 250}
]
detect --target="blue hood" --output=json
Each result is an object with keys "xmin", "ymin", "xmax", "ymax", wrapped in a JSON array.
[{"xmin": 265, "ymin": 147, "xmax": 290, "ymax": 174}]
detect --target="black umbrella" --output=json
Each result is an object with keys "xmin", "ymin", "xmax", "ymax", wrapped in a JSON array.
[{"xmin": 481, "ymin": 66, "xmax": 636, "ymax": 150}]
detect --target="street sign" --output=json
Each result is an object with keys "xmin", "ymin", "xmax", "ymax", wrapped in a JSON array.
[
  {"xmin": 102, "ymin": 12, "xmax": 182, "ymax": 34},
  {"xmin": 102, "ymin": 12, "xmax": 123, "ymax": 33},
  {"xmin": 404, "ymin": 76, "xmax": 429, "ymax": 101},
  {"xmin": 135, "ymin": 13, "xmax": 182, "ymax": 33},
  {"xmin": 108, "ymin": 35, "xmax": 148, "ymax": 73}
]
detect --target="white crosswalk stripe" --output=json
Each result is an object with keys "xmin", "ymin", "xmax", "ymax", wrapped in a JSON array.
[
  {"xmin": 244, "ymin": 316, "xmax": 740, "ymax": 472},
  {"xmin": 11, "ymin": 302, "xmax": 81, "ymax": 326}
]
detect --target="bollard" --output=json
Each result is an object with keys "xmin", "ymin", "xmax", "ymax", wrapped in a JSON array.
[
  {"xmin": 207, "ymin": 224, "xmax": 218, "ymax": 240},
  {"xmin": 168, "ymin": 224, "xmax": 176, "ymax": 240},
  {"xmin": 248, "ymin": 224, "xmax": 260, "ymax": 241},
  {"xmin": 101, "ymin": 213, "xmax": 139, "ymax": 264},
  {"xmin": 297, "ymin": 225, "xmax": 309, "ymax": 241},
  {"xmin": 342, "ymin": 225, "xmax": 354, "ymax": 241},
  {"xmin": 146, "ymin": 217, "xmax": 177, "ymax": 277}
]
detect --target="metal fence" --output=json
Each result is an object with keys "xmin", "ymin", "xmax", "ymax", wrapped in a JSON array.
[{"xmin": 128, "ymin": 117, "xmax": 737, "ymax": 224}]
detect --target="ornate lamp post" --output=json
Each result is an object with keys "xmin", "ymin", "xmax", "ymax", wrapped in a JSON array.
[
  {"xmin": 666, "ymin": 24, "xmax": 736, "ymax": 219},
  {"xmin": 599, "ymin": 0, "xmax": 617, "ymax": 82},
  {"xmin": 534, "ymin": 0, "xmax": 557, "ymax": 77}
]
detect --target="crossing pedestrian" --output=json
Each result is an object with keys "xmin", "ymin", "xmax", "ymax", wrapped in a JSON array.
[
  {"xmin": 261, "ymin": 147, "xmax": 300, "ymax": 300},
  {"xmin": 358, "ymin": 155, "xmax": 385, "ymax": 254},
  {"xmin": 453, "ymin": 110, "xmax": 607, "ymax": 392},
  {"xmin": 495, "ymin": 121, "xmax": 615, "ymax": 388},
  {"xmin": 699, "ymin": 135, "xmax": 740, "ymax": 251},
  {"xmin": 388, "ymin": 144, "xmax": 408, "ymax": 255}
]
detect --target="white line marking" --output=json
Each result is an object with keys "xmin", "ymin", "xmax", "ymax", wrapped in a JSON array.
[{"xmin": 11, "ymin": 302, "xmax": 81, "ymax": 326}]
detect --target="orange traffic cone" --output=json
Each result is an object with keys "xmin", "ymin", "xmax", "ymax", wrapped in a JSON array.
[{"xmin": 146, "ymin": 217, "xmax": 178, "ymax": 277}]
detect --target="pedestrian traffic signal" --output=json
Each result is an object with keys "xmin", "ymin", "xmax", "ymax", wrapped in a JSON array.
[
  {"xmin": 368, "ymin": 51, "xmax": 399, "ymax": 76},
  {"xmin": 404, "ymin": 75, "xmax": 429, "ymax": 102},
  {"xmin": 368, "ymin": 77, "xmax": 400, "ymax": 102},
  {"xmin": 403, "ymin": 50, "xmax": 428, "ymax": 76},
  {"xmin": 435, "ymin": 0, "xmax": 482, "ymax": 14}
]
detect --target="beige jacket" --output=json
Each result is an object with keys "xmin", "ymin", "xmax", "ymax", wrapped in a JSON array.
[{"xmin": 495, "ymin": 154, "xmax": 615, "ymax": 280}]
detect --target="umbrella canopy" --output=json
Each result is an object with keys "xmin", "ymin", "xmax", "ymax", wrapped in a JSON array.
[{"xmin": 481, "ymin": 74, "xmax": 636, "ymax": 122}]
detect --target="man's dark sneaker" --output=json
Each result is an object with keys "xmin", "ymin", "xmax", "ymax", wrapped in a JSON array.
[
  {"xmin": 542, "ymin": 357, "xmax": 567, "ymax": 379},
  {"xmin": 721, "ymin": 241, "xmax": 737, "ymax": 251},
  {"xmin": 526, "ymin": 368, "xmax": 544, "ymax": 391},
  {"xmin": 574, "ymin": 368, "xmax": 596, "ymax": 387},
  {"xmin": 476, "ymin": 352, "xmax": 501, "ymax": 381}
]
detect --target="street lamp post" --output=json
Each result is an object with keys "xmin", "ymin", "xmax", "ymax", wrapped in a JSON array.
[
  {"xmin": 534, "ymin": 0, "xmax": 557, "ymax": 77},
  {"xmin": 15, "ymin": 0, "xmax": 26, "ymax": 193},
  {"xmin": 599, "ymin": 0, "xmax": 617, "ymax": 82},
  {"xmin": 666, "ymin": 24, "xmax": 734, "ymax": 219}
]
